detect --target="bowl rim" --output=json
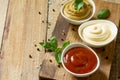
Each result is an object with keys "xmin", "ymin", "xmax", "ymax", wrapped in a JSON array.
[
  {"xmin": 61, "ymin": 43, "xmax": 100, "ymax": 77},
  {"xmin": 78, "ymin": 20, "xmax": 118, "ymax": 47},
  {"xmin": 60, "ymin": 0, "xmax": 96, "ymax": 23}
]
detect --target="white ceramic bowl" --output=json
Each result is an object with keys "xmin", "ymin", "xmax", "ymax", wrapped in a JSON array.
[
  {"xmin": 78, "ymin": 20, "xmax": 118, "ymax": 47},
  {"xmin": 61, "ymin": 43, "xmax": 100, "ymax": 77},
  {"xmin": 60, "ymin": 0, "xmax": 96, "ymax": 25}
]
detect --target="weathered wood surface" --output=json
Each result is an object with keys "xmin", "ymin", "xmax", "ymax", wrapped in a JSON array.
[
  {"xmin": 39, "ymin": 0, "xmax": 120, "ymax": 80},
  {"xmin": 0, "ymin": 0, "xmax": 120, "ymax": 80},
  {"xmin": 110, "ymin": 21, "xmax": 120, "ymax": 80},
  {"xmin": 0, "ymin": 0, "xmax": 48, "ymax": 80},
  {"xmin": 0, "ymin": 0, "xmax": 9, "ymax": 49}
]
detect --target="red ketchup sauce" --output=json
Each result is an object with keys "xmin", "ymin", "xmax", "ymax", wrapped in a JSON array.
[{"xmin": 63, "ymin": 47, "xmax": 97, "ymax": 74}]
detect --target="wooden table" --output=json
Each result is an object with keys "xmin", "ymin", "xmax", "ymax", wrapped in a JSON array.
[{"xmin": 0, "ymin": 0, "xmax": 120, "ymax": 80}]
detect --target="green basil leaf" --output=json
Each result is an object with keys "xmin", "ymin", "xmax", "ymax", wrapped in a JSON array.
[
  {"xmin": 39, "ymin": 36, "xmax": 70, "ymax": 64},
  {"xmin": 97, "ymin": 8, "xmax": 110, "ymax": 19},
  {"xmin": 40, "ymin": 36, "xmax": 58, "ymax": 52},
  {"xmin": 61, "ymin": 41, "xmax": 70, "ymax": 50},
  {"xmin": 74, "ymin": 0, "xmax": 84, "ymax": 10},
  {"xmin": 55, "ymin": 48, "xmax": 62, "ymax": 53},
  {"xmin": 55, "ymin": 53, "xmax": 62, "ymax": 64},
  {"xmin": 39, "ymin": 42, "xmax": 51, "ymax": 49},
  {"xmin": 39, "ymin": 42, "xmax": 55, "ymax": 51},
  {"xmin": 49, "ymin": 36, "xmax": 58, "ymax": 49}
]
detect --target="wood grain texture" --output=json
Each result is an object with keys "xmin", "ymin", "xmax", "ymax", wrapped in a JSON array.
[
  {"xmin": 0, "ymin": 0, "xmax": 9, "ymax": 49},
  {"xmin": 0, "ymin": 0, "xmax": 119, "ymax": 80},
  {"xmin": 47, "ymin": 0, "xmax": 66, "ymax": 39},
  {"xmin": 103, "ymin": 0, "xmax": 120, "ymax": 4},
  {"xmin": 52, "ymin": 14, "xmax": 69, "ymax": 44},
  {"xmin": 0, "ymin": 0, "xmax": 48, "ymax": 80},
  {"xmin": 39, "ymin": 0, "xmax": 120, "ymax": 80},
  {"xmin": 110, "ymin": 21, "xmax": 120, "ymax": 80}
]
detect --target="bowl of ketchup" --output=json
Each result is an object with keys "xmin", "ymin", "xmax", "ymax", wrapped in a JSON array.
[{"xmin": 61, "ymin": 43, "xmax": 100, "ymax": 77}]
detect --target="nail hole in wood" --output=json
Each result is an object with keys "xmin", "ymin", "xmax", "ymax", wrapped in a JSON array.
[
  {"xmin": 57, "ymin": 64, "xmax": 61, "ymax": 68},
  {"xmin": 34, "ymin": 44, "xmax": 37, "ymax": 47},
  {"xmin": 72, "ymin": 28, "xmax": 75, "ymax": 31},
  {"xmin": 40, "ymin": 64, "xmax": 42, "ymax": 67},
  {"xmin": 102, "ymin": 47, "xmax": 105, "ymax": 52},
  {"xmin": 61, "ymin": 4, "xmax": 63, "ymax": 6},
  {"xmin": 48, "ymin": 39, "xmax": 50, "ymax": 41},
  {"xmin": 62, "ymin": 32, "xmax": 65, "ymax": 36},
  {"xmin": 38, "ymin": 12, "xmax": 41, "ymax": 15},
  {"xmin": 49, "ymin": 59, "xmax": 52, "ymax": 63},
  {"xmin": 105, "ymin": 56, "xmax": 109, "ymax": 60},
  {"xmin": 42, "ymin": 20, "xmax": 44, "ymax": 23},
  {"xmin": 52, "ymin": 9, "xmax": 55, "ymax": 12},
  {"xmin": 61, "ymin": 39, "xmax": 64, "ymax": 41},
  {"xmin": 29, "ymin": 55, "xmax": 32, "ymax": 58},
  {"xmin": 37, "ymin": 48, "xmax": 40, "ymax": 51}
]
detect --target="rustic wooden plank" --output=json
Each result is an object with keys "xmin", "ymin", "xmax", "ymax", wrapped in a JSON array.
[
  {"xmin": 39, "ymin": 0, "xmax": 120, "ymax": 80},
  {"xmin": 52, "ymin": 14, "xmax": 69, "ymax": 44},
  {"xmin": 110, "ymin": 21, "xmax": 120, "ymax": 80},
  {"xmin": 104, "ymin": 0, "xmax": 120, "ymax": 4},
  {"xmin": 104, "ymin": 0, "xmax": 120, "ymax": 80},
  {"xmin": 0, "ymin": 0, "xmax": 48, "ymax": 80},
  {"xmin": 47, "ymin": 0, "xmax": 66, "ymax": 39},
  {"xmin": 0, "ymin": 0, "xmax": 9, "ymax": 49},
  {"xmin": 107, "ymin": 0, "xmax": 120, "ymax": 79}
]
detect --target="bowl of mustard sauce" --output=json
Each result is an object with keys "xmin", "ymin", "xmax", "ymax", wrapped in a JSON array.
[{"xmin": 61, "ymin": 0, "xmax": 95, "ymax": 25}]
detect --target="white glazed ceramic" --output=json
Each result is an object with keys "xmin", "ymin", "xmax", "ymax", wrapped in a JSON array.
[
  {"xmin": 60, "ymin": 0, "xmax": 96, "ymax": 25},
  {"xmin": 78, "ymin": 20, "xmax": 118, "ymax": 47},
  {"xmin": 61, "ymin": 43, "xmax": 100, "ymax": 77}
]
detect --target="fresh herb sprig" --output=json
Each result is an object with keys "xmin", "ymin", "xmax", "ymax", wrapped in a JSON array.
[
  {"xmin": 40, "ymin": 36, "xmax": 70, "ymax": 64},
  {"xmin": 74, "ymin": 0, "xmax": 84, "ymax": 10},
  {"xmin": 97, "ymin": 8, "xmax": 110, "ymax": 19}
]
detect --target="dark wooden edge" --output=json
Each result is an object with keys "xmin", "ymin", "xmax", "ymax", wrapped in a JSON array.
[
  {"xmin": 109, "ymin": 20, "xmax": 120, "ymax": 80},
  {"xmin": 52, "ymin": 14, "xmax": 69, "ymax": 44}
]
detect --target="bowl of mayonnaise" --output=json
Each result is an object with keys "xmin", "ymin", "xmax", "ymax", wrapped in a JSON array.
[{"xmin": 78, "ymin": 20, "xmax": 118, "ymax": 47}]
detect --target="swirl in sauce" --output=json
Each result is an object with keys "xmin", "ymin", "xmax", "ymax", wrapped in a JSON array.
[
  {"xmin": 64, "ymin": 47, "xmax": 97, "ymax": 74},
  {"xmin": 82, "ymin": 23, "xmax": 111, "ymax": 44},
  {"xmin": 63, "ymin": 0, "xmax": 92, "ymax": 20}
]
